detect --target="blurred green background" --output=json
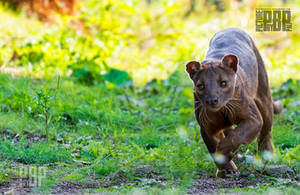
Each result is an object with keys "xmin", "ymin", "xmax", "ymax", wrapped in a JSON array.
[{"xmin": 0, "ymin": 0, "xmax": 299, "ymax": 86}]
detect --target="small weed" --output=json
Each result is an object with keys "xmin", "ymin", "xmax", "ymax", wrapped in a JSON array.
[{"xmin": 34, "ymin": 75, "xmax": 60, "ymax": 141}]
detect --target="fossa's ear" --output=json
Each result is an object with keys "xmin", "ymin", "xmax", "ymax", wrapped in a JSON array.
[
  {"xmin": 221, "ymin": 54, "xmax": 238, "ymax": 73},
  {"xmin": 186, "ymin": 61, "xmax": 200, "ymax": 79}
]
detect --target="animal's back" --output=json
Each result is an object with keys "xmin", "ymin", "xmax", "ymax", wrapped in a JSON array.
[{"xmin": 201, "ymin": 28, "xmax": 259, "ymax": 97}]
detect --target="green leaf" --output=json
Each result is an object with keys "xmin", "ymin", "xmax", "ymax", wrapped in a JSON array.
[
  {"xmin": 103, "ymin": 68, "xmax": 132, "ymax": 86},
  {"xmin": 61, "ymin": 173, "xmax": 83, "ymax": 181}
]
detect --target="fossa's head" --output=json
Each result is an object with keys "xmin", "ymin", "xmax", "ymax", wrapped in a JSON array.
[{"xmin": 186, "ymin": 54, "xmax": 238, "ymax": 112}]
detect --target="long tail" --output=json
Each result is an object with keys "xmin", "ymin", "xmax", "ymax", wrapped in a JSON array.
[{"xmin": 273, "ymin": 100, "xmax": 283, "ymax": 114}]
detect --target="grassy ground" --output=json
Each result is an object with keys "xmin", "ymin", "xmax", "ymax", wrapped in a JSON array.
[
  {"xmin": 0, "ymin": 0, "xmax": 299, "ymax": 194},
  {"xmin": 0, "ymin": 73, "xmax": 299, "ymax": 194}
]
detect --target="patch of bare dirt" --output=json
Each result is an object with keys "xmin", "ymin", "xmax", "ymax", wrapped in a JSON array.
[
  {"xmin": 0, "ymin": 178, "xmax": 32, "ymax": 195},
  {"xmin": 51, "ymin": 165, "xmax": 166, "ymax": 194},
  {"xmin": 51, "ymin": 181, "xmax": 97, "ymax": 195},
  {"xmin": 0, "ymin": 129, "xmax": 44, "ymax": 144},
  {"xmin": 188, "ymin": 166, "xmax": 300, "ymax": 195},
  {"xmin": 188, "ymin": 173, "xmax": 268, "ymax": 194}
]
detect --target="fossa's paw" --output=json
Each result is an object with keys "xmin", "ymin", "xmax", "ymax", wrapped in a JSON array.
[
  {"xmin": 258, "ymin": 141, "xmax": 274, "ymax": 154},
  {"xmin": 216, "ymin": 168, "xmax": 240, "ymax": 178}
]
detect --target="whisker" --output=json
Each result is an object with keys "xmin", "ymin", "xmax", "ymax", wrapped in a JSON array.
[
  {"xmin": 197, "ymin": 107, "xmax": 209, "ymax": 129},
  {"xmin": 194, "ymin": 104, "xmax": 202, "ymax": 112},
  {"xmin": 225, "ymin": 102, "xmax": 235, "ymax": 119}
]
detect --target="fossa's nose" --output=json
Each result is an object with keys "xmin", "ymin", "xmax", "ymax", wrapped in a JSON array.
[{"xmin": 205, "ymin": 96, "xmax": 218, "ymax": 105}]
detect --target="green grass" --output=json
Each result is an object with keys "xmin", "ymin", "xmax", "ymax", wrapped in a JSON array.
[
  {"xmin": 0, "ymin": 137, "xmax": 72, "ymax": 164},
  {"xmin": 0, "ymin": 73, "xmax": 299, "ymax": 193}
]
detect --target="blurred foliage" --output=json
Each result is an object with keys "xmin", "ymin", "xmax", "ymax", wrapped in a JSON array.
[
  {"xmin": 0, "ymin": 0, "xmax": 78, "ymax": 21},
  {"xmin": 0, "ymin": 0, "xmax": 297, "ymax": 86}
]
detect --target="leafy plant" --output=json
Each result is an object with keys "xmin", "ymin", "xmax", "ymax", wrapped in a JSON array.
[
  {"xmin": 34, "ymin": 76, "xmax": 60, "ymax": 141},
  {"xmin": 103, "ymin": 68, "xmax": 133, "ymax": 87}
]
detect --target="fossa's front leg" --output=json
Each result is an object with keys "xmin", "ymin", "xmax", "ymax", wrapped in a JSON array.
[
  {"xmin": 200, "ymin": 127, "xmax": 238, "ymax": 177},
  {"xmin": 216, "ymin": 100, "xmax": 263, "ymax": 164}
]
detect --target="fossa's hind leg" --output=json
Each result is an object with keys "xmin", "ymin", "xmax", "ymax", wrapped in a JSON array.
[
  {"xmin": 255, "ymin": 98, "xmax": 274, "ymax": 152},
  {"xmin": 253, "ymin": 41, "xmax": 274, "ymax": 153}
]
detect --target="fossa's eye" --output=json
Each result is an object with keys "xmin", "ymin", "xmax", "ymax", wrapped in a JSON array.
[
  {"xmin": 197, "ymin": 83, "xmax": 205, "ymax": 90},
  {"xmin": 220, "ymin": 81, "xmax": 227, "ymax": 88}
]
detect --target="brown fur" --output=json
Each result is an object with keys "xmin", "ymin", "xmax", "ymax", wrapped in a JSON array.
[{"xmin": 186, "ymin": 28, "xmax": 282, "ymax": 177}]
